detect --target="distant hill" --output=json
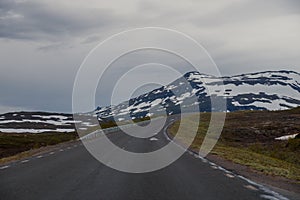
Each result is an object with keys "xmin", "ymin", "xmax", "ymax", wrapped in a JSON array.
[
  {"xmin": 1, "ymin": 70, "xmax": 299, "ymax": 134},
  {"xmin": 95, "ymin": 70, "xmax": 300, "ymax": 121}
]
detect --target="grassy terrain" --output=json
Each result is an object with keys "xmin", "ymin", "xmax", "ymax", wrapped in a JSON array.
[
  {"xmin": 0, "ymin": 132, "xmax": 77, "ymax": 159},
  {"xmin": 1, "ymin": 108, "xmax": 299, "ymax": 182},
  {"xmin": 169, "ymin": 108, "xmax": 300, "ymax": 182},
  {"xmin": 0, "ymin": 116, "xmax": 156, "ymax": 160}
]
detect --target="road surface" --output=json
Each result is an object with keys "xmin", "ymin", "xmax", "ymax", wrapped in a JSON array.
[{"xmin": 0, "ymin": 116, "xmax": 290, "ymax": 200}]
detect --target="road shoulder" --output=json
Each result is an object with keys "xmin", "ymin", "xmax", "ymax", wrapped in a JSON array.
[{"xmin": 207, "ymin": 154, "xmax": 300, "ymax": 200}]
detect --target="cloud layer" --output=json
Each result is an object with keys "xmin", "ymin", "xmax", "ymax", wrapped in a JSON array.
[{"xmin": 0, "ymin": 0, "xmax": 299, "ymax": 113}]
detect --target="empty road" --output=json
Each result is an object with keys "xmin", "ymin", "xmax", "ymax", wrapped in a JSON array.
[{"xmin": 0, "ymin": 117, "xmax": 289, "ymax": 200}]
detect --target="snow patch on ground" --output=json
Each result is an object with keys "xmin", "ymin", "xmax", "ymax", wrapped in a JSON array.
[
  {"xmin": 81, "ymin": 122, "xmax": 98, "ymax": 127},
  {"xmin": 275, "ymin": 134, "xmax": 298, "ymax": 140},
  {"xmin": 0, "ymin": 128, "xmax": 75, "ymax": 133},
  {"xmin": 0, "ymin": 119, "xmax": 82, "ymax": 126},
  {"xmin": 32, "ymin": 115, "xmax": 69, "ymax": 120}
]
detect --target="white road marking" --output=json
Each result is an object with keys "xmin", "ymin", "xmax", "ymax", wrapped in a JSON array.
[
  {"xmin": 49, "ymin": 152, "xmax": 55, "ymax": 155},
  {"xmin": 67, "ymin": 147, "xmax": 71, "ymax": 150},
  {"xmin": 217, "ymin": 166, "xmax": 231, "ymax": 174},
  {"xmin": 0, "ymin": 165, "xmax": 10, "ymax": 170},
  {"xmin": 36, "ymin": 155, "xmax": 43, "ymax": 159},
  {"xmin": 149, "ymin": 137, "xmax": 158, "ymax": 141},
  {"xmin": 211, "ymin": 165, "xmax": 218, "ymax": 169},
  {"xmin": 199, "ymin": 157, "xmax": 208, "ymax": 163},
  {"xmin": 225, "ymin": 173, "xmax": 235, "ymax": 178},
  {"xmin": 238, "ymin": 175, "xmax": 288, "ymax": 200},
  {"xmin": 260, "ymin": 194, "xmax": 280, "ymax": 200},
  {"xmin": 60, "ymin": 149, "xmax": 64, "ymax": 152},
  {"xmin": 162, "ymin": 117, "xmax": 289, "ymax": 200},
  {"xmin": 21, "ymin": 160, "xmax": 29, "ymax": 163},
  {"xmin": 244, "ymin": 184, "xmax": 258, "ymax": 191}
]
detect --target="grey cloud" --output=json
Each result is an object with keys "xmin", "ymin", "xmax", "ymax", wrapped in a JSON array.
[
  {"xmin": 0, "ymin": 0, "xmax": 299, "ymax": 113},
  {"xmin": 193, "ymin": 0, "xmax": 300, "ymax": 27},
  {"xmin": 0, "ymin": 0, "xmax": 16, "ymax": 11},
  {"xmin": 0, "ymin": 0, "xmax": 123, "ymax": 41},
  {"xmin": 37, "ymin": 42, "xmax": 74, "ymax": 51},
  {"xmin": 81, "ymin": 35, "xmax": 102, "ymax": 44}
]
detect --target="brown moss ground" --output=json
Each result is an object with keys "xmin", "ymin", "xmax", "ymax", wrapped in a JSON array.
[{"xmin": 169, "ymin": 108, "xmax": 300, "ymax": 182}]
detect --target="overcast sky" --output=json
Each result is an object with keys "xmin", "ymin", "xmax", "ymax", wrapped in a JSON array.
[{"xmin": 0, "ymin": 0, "xmax": 299, "ymax": 113}]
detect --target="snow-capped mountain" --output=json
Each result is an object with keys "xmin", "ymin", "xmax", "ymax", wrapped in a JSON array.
[
  {"xmin": 95, "ymin": 70, "xmax": 300, "ymax": 121},
  {"xmin": 1, "ymin": 70, "xmax": 299, "ymax": 134},
  {"xmin": 0, "ymin": 112, "xmax": 98, "ymax": 133}
]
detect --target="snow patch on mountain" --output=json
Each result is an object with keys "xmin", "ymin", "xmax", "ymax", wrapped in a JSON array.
[
  {"xmin": 0, "ymin": 112, "xmax": 97, "ymax": 134},
  {"xmin": 95, "ymin": 70, "xmax": 300, "ymax": 121}
]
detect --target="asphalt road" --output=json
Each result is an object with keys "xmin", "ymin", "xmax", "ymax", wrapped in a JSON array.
[{"xmin": 0, "ymin": 117, "xmax": 290, "ymax": 200}]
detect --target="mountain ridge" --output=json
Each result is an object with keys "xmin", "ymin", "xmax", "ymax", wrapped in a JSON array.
[
  {"xmin": 95, "ymin": 70, "xmax": 300, "ymax": 121},
  {"xmin": 0, "ymin": 70, "xmax": 299, "ymax": 134}
]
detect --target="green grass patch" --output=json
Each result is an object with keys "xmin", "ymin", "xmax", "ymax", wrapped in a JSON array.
[
  {"xmin": 211, "ymin": 145, "xmax": 300, "ymax": 181},
  {"xmin": 168, "ymin": 110, "xmax": 300, "ymax": 181}
]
